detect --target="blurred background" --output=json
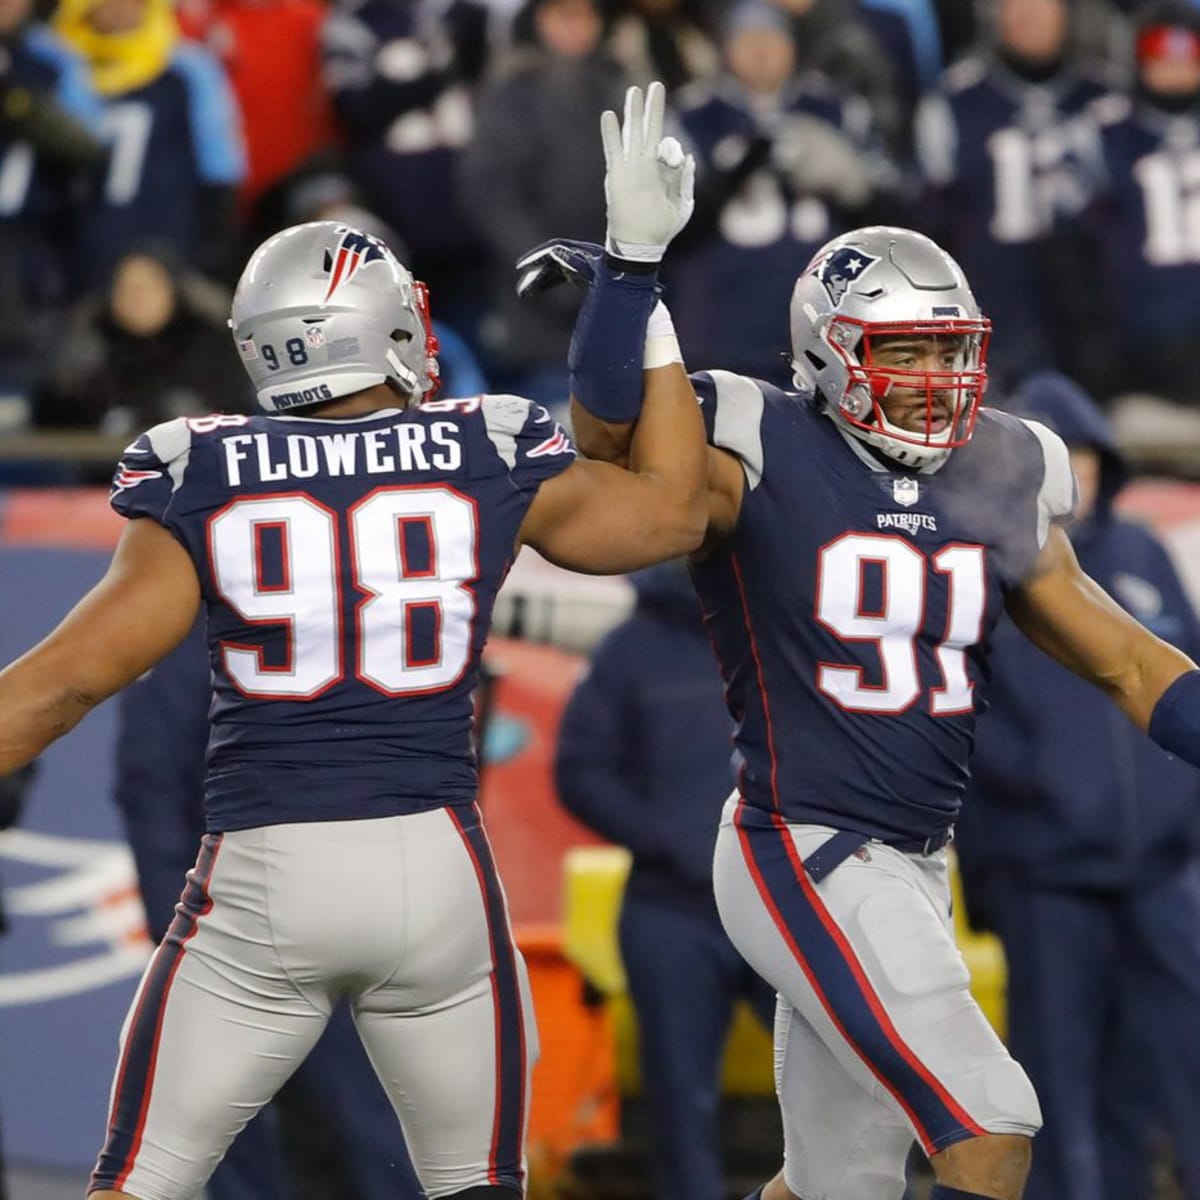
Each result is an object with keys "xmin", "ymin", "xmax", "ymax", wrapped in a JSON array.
[{"xmin": 4, "ymin": 0, "xmax": 1200, "ymax": 1197}]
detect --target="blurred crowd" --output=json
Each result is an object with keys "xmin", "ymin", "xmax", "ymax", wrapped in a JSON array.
[{"xmin": 3, "ymin": 0, "xmax": 1200, "ymax": 467}]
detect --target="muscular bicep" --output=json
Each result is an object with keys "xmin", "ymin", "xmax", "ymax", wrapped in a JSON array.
[
  {"xmin": 518, "ymin": 456, "xmax": 703, "ymax": 574},
  {"xmin": 1006, "ymin": 524, "xmax": 1195, "ymax": 728},
  {"xmin": 0, "ymin": 519, "xmax": 201, "ymax": 772},
  {"xmin": 569, "ymin": 400, "xmax": 634, "ymax": 467}
]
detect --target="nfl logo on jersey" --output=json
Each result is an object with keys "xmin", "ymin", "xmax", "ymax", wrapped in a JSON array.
[{"xmin": 893, "ymin": 477, "xmax": 920, "ymax": 507}]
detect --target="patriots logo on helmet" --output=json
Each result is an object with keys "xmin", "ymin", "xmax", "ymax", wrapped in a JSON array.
[
  {"xmin": 322, "ymin": 229, "xmax": 391, "ymax": 303},
  {"xmin": 817, "ymin": 247, "xmax": 880, "ymax": 306}
]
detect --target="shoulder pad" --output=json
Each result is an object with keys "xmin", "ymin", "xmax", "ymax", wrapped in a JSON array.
[
  {"xmin": 694, "ymin": 370, "xmax": 767, "ymax": 490},
  {"xmin": 1019, "ymin": 417, "xmax": 1077, "ymax": 547},
  {"xmin": 480, "ymin": 394, "xmax": 537, "ymax": 467},
  {"xmin": 131, "ymin": 416, "xmax": 194, "ymax": 464}
]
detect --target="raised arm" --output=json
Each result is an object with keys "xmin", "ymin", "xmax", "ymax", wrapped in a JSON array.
[
  {"xmin": 1007, "ymin": 524, "xmax": 1197, "ymax": 733},
  {"xmin": 517, "ymin": 359, "xmax": 707, "ymax": 573},
  {"xmin": 0, "ymin": 519, "xmax": 201, "ymax": 776}
]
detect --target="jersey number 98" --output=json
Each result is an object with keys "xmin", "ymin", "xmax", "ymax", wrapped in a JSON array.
[{"xmin": 207, "ymin": 487, "xmax": 477, "ymax": 699}]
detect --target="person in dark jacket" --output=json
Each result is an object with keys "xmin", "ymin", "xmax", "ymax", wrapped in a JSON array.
[
  {"xmin": 35, "ymin": 246, "xmax": 253, "ymax": 438},
  {"xmin": 955, "ymin": 370, "xmax": 1200, "ymax": 1200},
  {"xmin": 114, "ymin": 620, "xmax": 423, "ymax": 1200},
  {"xmin": 555, "ymin": 561, "xmax": 776, "ymax": 1200},
  {"xmin": 458, "ymin": 0, "xmax": 630, "ymax": 411}
]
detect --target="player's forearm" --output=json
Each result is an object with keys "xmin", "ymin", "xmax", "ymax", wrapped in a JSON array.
[
  {"xmin": 0, "ymin": 654, "xmax": 95, "ymax": 775},
  {"xmin": 1117, "ymin": 633, "xmax": 1197, "ymax": 731},
  {"xmin": 625, "ymin": 363, "xmax": 708, "ymax": 554}
]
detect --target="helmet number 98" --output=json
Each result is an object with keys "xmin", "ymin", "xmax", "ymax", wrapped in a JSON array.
[{"xmin": 261, "ymin": 339, "xmax": 310, "ymax": 371}]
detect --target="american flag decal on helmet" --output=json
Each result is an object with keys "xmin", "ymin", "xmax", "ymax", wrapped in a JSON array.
[
  {"xmin": 323, "ymin": 229, "xmax": 389, "ymax": 303},
  {"xmin": 111, "ymin": 465, "xmax": 163, "ymax": 494},
  {"xmin": 527, "ymin": 429, "xmax": 574, "ymax": 458}
]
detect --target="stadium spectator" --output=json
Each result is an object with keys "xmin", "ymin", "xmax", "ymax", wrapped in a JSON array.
[
  {"xmin": 0, "ymin": 0, "xmax": 103, "ymax": 419},
  {"xmin": 956, "ymin": 370, "xmax": 1200, "ymax": 1200},
  {"xmin": 1057, "ymin": 0, "xmax": 1200, "ymax": 452},
  {"xmin": 53, "ymin": 0, "xmax": 246, "ymax": 286},
  {"xmin": 34, "ymin": 246, "xmax": 252, "ymax": 437},
  {"xmin": 459, "ymin": 0, "xmax": 628, "ymax": 409},
  {"xmin": 914, "ymin": 0, "xmax": 1112, "ymax": 393},
  {"xmin": 605, "ymin": 0, "xmax": 720, "ymax": 93},
  {"xmin": 764, "ymin": 0, "xmax": 906, "ymax": 154},
  {"xmin": 253, "ymin": 162, "xmax": 489, "ymax": 397},
  {"xmin": 321, "ymin": 0, "xmax": 490, "ymax": 341},
  {"xmin": 555, "ymin": 560, "xmax": 776, "ymax": 1200},
  {"xmin": 176, "ymin": 0, "xmax": 336, "ymax": 223},
  {"xmin": 857, "ymin": 0, "xmax": 943, "ymax": 129},
  {"xmin": 114, "ymin": 618, "xmax": 423, "ymax": 1200},
  {"xmin": 666, "ymin": 0, "xmax": 894, "ymax": 386}
]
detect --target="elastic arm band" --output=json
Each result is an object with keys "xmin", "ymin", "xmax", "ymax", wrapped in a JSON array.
[
  {"xmin": 568, "ymin": 257, "xmax": 661, "ymax": 424},
  {"xmin": 1149, "ymin": 668, "xmax": 1200, "ymax": 769}
]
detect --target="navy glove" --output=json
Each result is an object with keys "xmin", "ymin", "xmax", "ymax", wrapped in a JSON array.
[{"xmin": 514, "ymin": 238, "xmax": 605, "ymax": 300}]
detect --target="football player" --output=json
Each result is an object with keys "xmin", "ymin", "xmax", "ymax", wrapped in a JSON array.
[
  {"xmin": 0, "ymin": 83, "xmax": 701, "ymax": 1200},
  {"xmin": 519, "ymin": 225, "xmax": 1200, "ymax": 1200}
]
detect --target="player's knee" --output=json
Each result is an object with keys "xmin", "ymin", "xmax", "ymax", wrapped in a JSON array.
[
  {"xmin": 933, "ymin": 1132, "xmax": 1033, "ymax": 1198},
  {"xmin": 979, "ymin": 1053, "xmax": 1042, "ymax": 1136},
  {"xmin": 439, "ymin": 1187, "xmax": 522, "ymax": 1200}
]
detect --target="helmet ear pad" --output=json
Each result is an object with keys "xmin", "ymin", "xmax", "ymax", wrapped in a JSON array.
[
  {"xmin": 789, "ymin": 226, "xmax": 991, "ymax": 469},
  {"xmin": 230, "ymin": 222, "xmax": 440, "ymax": 414}
]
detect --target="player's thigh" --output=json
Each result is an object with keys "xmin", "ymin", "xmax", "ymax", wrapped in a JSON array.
[
  {"xmin": 353, "ymin": 803, "xmax": 538, "ymax": 1200},
  {"xmin": 774, "ymin": 999, "xmax": 914, "ymax": 1200},
  {"xmin": 91, "ymin": 834, "xmax": 329, "ymax": 1200},
  {"xmin": 714, "ymin": 805, "xmax": 1040, "ymax": 1160}
]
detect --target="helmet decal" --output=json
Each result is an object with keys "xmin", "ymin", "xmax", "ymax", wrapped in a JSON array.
[
  {"xmin": 817, "ymin": 246, "xmax": 880, "ymax": 306},
  {"xmin": 790, "ymin": 226, "xmax": 990, "ymax": 469},
  {"xmin": 322, "ymin": 228, "xmax": 391, "ymax": 304},
  {"xmin": 230, "ymin": 222, "xmax": 439, "ymax": 413}
]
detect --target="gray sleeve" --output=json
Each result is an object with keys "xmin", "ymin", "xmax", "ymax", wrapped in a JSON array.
[
  {"xmin": 1020, "ymin": 417, "xmax": 1077, "ymax": 548},
  {"xmin": 694, "ymin": 370, "xmax": 766, "ymax": 491}
]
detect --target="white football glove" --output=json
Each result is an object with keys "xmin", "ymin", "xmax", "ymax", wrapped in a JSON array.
[{"xmin": 602, "ymin": 81, "xmax": 696, "ymax": 264}]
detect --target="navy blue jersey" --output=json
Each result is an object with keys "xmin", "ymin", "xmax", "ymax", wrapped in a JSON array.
[
  {"xmin": 1077, "ymin": 93, "xmax": 1200, "ymax": 346},
  {"xmin": 109, "ymin": 396, "xmax": 574, "ymax": 832},
  {"xmin": 76, "ymin": 43, "xmax": 244, "ymax": 286},
  {"xmin": 0, "ymin": 26, "xmax": 102, "ymax": 305},
  {"xmin": 0, "ymin": 26, "xmax": 101, "ymax": 224},
  {"xmin": 690, "ymin": 371, "xmax": 1074, "ymax": 843},
  {"xmin": 915, "ymin": 56, "xmax": 1109, "ymax": 386}
]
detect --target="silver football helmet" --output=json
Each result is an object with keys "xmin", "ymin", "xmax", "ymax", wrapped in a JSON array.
[
  {"xmin": 230, "ymin": 222, "xmax": 440, "ymax": 413},
  {"xmin": 789, "ymin": 226, "xmax": 990, "ymax": 468}
]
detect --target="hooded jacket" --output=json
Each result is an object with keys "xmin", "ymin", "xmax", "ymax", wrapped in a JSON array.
[
  {"xmin": 555, "ymin": 561, "xmax": 734, "ymax": 913},
  {"xmin": 957, "ymin": 372, "xmax": 1200, "ymax": 901}
]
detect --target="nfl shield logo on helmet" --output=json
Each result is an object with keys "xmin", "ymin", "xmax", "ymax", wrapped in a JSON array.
[
  {"xmin": 817, "ymin": 247, "xmax": 880, "ymax": 306},
  {"xmin": 893, "ymin": 477, "xmax": 920, "ymax": 506}
]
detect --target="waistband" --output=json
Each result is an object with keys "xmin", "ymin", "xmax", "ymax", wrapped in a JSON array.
[{"xmin": 804, "ymin": 826, "xmax": 954, "ymax": 883}]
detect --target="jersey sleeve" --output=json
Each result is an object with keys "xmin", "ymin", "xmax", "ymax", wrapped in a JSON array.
[
  {"xmin": 479, "ymin": 394, "xmax": 576, "ymax": 498},
  {"xmin": 1019, "ymin": 417, "xmax": 1077, "ymax": 548},
  {"xmin": 109, "ymin": 418, "xmax": 195, "ymax": 525},
  {"xmin": 692, "ymin": 369, "xmax": 766, "ymax": 491}
]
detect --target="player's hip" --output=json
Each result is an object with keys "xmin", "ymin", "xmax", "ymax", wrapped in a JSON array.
[{"xmin": 176, "ymin": 806, "xmax": 516, "ymax": 1006}]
